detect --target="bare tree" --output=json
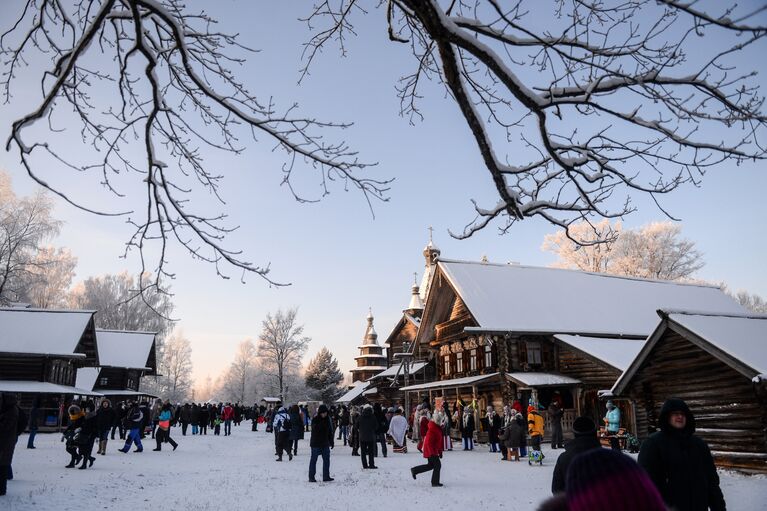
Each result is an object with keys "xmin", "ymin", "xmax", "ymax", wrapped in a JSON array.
[
  {"xmin": 0, "ymin": 170, "xmax": 61, "ymax": 304},
  {"xmin": 157, "ymin": 329, "xmax": 193, "ymax": 403},
  {"xmin": 1, "ymin": 0, "xmax": 389, "ymax": 293},
  {"xmin": 304, "ymin": 1, "xmax": 767, "ymax": 241},
  {"xmin": 23, "ymin": 246, "xmax": 78, "ymax": 308},
  {"xmin": 543, "ymin": 219, "xmax": 703, "ymax": 281},
  {"xmin": 257, "ymin": 308, "xmax": 310, "ymax": 402},
  {"xmin": 221, "ymin": 339, "xmax": 258, "ymax": 404}
]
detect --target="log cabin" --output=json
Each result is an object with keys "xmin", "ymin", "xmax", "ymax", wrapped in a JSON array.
[
  {"xmin": 75, "ymin": 329, "xmax": 158, "ymax": 403},
  {"xmin": 0, "ymin": 307, "xmax": 102, "ymax": 430},
  {"xmin": 401, "ymin": 258, "xmax": 745, "ymax": 440},
  {"xmin": 612, "ymin": 310, "xmax": 767, "ymax": 472}
]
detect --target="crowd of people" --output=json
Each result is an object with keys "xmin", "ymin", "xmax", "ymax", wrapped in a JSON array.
[{"xmin": 0, "ymin": 392, "xmax": 729, "ymax": 510}]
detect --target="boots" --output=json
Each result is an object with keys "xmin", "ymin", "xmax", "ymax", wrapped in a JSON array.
[
  {"xmin": 65, "ymin": 455, "xmax": 78, "ymax": 468},
  {"xmin": 78, "ymin": 455, "xmax": 89, "ymax": 470},
  {"xmin": 97, "ymin": 439, "xmax": 107, "ymax": 455}
]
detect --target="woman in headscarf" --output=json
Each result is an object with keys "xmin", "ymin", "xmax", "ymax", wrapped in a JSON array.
[{"xmin": 387, "ymin": 407, "xmax": 409, "ymax": 454}]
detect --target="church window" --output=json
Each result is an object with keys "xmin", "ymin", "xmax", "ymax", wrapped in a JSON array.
[
  {"xmin": 456, "ymin": 352, "xmax": 464, "ymax": 373},
  {"xmin": 469, "ymin": 349, "xmax": 477, "ymax": 371},
  {"xmin": 484, "ymin": 345, "xmax": 493, "ymax": 367},
  {"xmin": 444, "ymin": 355, "xmax": 451, "ymax": 376}
]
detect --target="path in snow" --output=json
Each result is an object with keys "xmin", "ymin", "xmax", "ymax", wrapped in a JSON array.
[{"xmin": 4, "ymin": 424, "xmax": 765, "ymax": 510}]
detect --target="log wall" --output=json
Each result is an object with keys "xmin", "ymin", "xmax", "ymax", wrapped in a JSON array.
[{"xmin": 629, "ymin": 330, "xmax": 767, "ymax": 472}]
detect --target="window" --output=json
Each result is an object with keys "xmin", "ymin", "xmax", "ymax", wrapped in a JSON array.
[
  {"xmin": 99, "ymin": 377, "xmax": 108, "ymax": 386},
  {"xmin": 469, "ymin": 349, "xmax": 477, "ymax": 371},
  {"xmin": 444, "ymin": 356, "xmax": 451, "ymax": 376},
  {"xmin": 526, "ymin": 341, "xmax": 542, "ymax": 365},
  {"xmin": 484, "ymin": 345, "xmax": 493, "ymax": 367},
  {"xmin": 127, "ymin": 378, "xmax": 135, "ymax": 389},
  {"xmin": 456, "ymin": 352, "xmax": 464, "ymax": 373}
]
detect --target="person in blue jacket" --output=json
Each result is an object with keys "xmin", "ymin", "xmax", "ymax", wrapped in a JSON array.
[{"xmin": 604, "ymin": 401, "xmax": 621, "ymax": 451}]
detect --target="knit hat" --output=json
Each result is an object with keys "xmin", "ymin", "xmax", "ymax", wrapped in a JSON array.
[
  {"xmin": 572, "ymin": 416, "xmax": 597, "ymax": 437},
  {"xmin": 566, "ymin": 448, "xmax": 666, "ymax": 511},
  {"xmin": 317, "ymin": 404, "xmax": 328, "ymax": 414},
  {"xmin": 527, "ymin": 405, "xmax": 536, "ymax": 414}
]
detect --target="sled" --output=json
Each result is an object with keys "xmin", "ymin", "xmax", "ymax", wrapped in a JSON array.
[{"xmin": 528, "ymin": 449, "xmax": 544, "ymax": 465}]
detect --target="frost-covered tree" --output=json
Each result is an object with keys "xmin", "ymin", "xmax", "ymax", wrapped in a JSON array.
[
  {"xmin": 23, "ymin": 246, "xmax": 78, "ymax": 309},
  {"xmin": 610, "ymin": 222, "xmax": 704, "ymax": 281},
  {"xmin": 2, "ymin": 1, "xmax": 764, "ymax": 286},
  {"xmin": 67, "ymin": 271, "xmax": 174, "ymax": 333},
  {"xmin": 257, "ymin": 308, "xmax": 310, "ymax": 402},
  {"xmin": 543, "ymin": 220, "xmax": 703, "ymax": 281},
  {"xmin": 733, "ymin": 291, "xmax": 767, "ymax": 314},
  {"xmin": 542, "ymin": 220, "xmax": 620, "ymax": 273},
  {"xmin": 156, "ymin": 330, "xmax": 193, "ymax": 403},
  {"xmin": 221, "ymin": 339, "xmax": 258, "ymax": 404},
  {"xmin": 0, "ymin": 171, "xmax": 61, "ymax": 304},
  {"xmin": 304, "ymin": 347, "xmax": 344, "ymax": 404}
]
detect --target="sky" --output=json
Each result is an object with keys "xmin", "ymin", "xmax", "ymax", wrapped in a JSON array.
[{"xmin": 1, "ymin": 1, "xmax": 765, "ymax": 389}]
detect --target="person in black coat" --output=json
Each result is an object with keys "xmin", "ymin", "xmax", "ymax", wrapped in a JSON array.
[
  {"xmin": 180, "ymin": 403, "xmax": 192, "ymax": 435},
  {"xmin": 358, "ymin": 404, "xmax": 379, "ymax": 469},
  {"xmin": 76, "ymin": 403, "xmax": 98, "ymax": 469},
  {"xmin": 198, "ymin": 405, "xmax": 209, "ymax": 435},
  {"xmin": 551, "ymin": 416, "xmax": 601, "ymax": 493},
  {"xmin": 308, "ymin": 404, "xmax": 334, "ymax": 482},
  {"xmin": 548, "ymin": 401, "xmax": 565, "ymax": 449},
  {"xmin": 373, "ymin": 402, "xmax": 388, "ymax": 458},
  {"xmin": 95, "ymin": 399, "xmax": 117, "ymax": 455},
  {"xmin": 638, "ymin": 398, "xmax": 726, "ymax": 511},
  {"xmin": 0, "ymin": 393, "xmax": 20, "ymax": 496},
  {"xmin": 288, "ymin": 405, "xmax": 304, "ymax": 456}
]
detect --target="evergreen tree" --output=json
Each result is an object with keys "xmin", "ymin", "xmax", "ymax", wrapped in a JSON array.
[{"xmin": 304, "ymin": 347, "xmax": 344, "ymax": 404}]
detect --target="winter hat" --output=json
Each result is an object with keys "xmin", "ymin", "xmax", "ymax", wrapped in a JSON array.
[
  {"xmin": 572, "ymin": 416, "xmax": 597, "ymax": 437},
  {"xmin": 566, "ymin": 448, "xmax": 666, "ymax": 511},
  {"xmin": 527, "ymin": 405, "xmax": 536, "ymax": 414},
  {"xmin": 658, "ymin": 398, "xmax": 695, "ymax": 435},
  {"xmin": 68, "ymin": 404, "xmax": 81, "ymax": 415},
  {"xmin": 387, "ymin": 407, "xmax": 396, "ymax": 414},
  {"xmin": 317, "ymin": 404, "xmax": 328, "ymax": 414}
]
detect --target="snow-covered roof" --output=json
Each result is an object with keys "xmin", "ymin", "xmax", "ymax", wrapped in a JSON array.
[
  {"xmin": 96, "ymin": 329, "xmax": 156, "ymax": 370},
  {"xmin": 368, "ymin": 361, "xmax": 427, "ymax": 381},
  {"xmin": 75, "ymin": 367, "xmax": 100, "ymax": 391},
  {"xmin": 553, "ymin": 335, "xmax": 645, "ymax": 371},
  {"xmin": 354, "ymin": 352, "xmax": 386, "ymax": 359},
  {"xmin": 0, "ymin": 380, "xmax": 103, "ymax": 396},
  {"xmin": 664, "ymin": 312, "xmax": 767, "ymax": 375},
  {"xmin": 400, "ymin": 373, "xmax": 499, "ymax": 391},
  {"xmin": 261, "ymin": 397, "xmax": 281, "ymax": 403},
  {"xmin": 505, "ymin": 372, "xmax": 581, "ymax": 388},
  {"xmin": 362, "ymin": 387, "xmax": 378, "ymax": 396},
  {"xmin": 350, "ymin": 365, "xmax": 387, "ymax": 372},
  {"xmin": 613, "ymin": 311, "xmax": 767, "ymax": 395},
  {"xmin": 0, "ymin": 308, "xmax": 96, "ymax": 357},
  {"xmin": 404, "ymin": 313, "xmax": 421, "ymax": 327},
  {"xmin": 336, "ymin": 382, "xmax": 370, "ymax": 404},
  {"xmin": 437, "ymin": 260, "xmax": 744, "ymax": 337}
]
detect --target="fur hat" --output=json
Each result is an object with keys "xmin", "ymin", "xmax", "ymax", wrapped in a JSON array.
[{"xmin": 68, "ymin": 404, "xmax": 81, "ymax": 415}]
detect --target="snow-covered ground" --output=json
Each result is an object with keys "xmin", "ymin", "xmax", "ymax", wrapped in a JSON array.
[{"xmin": 4, "ymin": 425, "xmax": 765, "ymax": 510}]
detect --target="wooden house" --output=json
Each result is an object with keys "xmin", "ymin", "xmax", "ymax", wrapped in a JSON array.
[
  {"xmin": 402, "ymin": 259, "xmax": 745, "ymax": 438},
  {"xmin": 0, "ymin": 307, "xmax": 102, "ymax": 430},
  {"xmin": 612, "ymin": 310, "xmax": 767, "ymax": 472},
  {"xmin": 75, "ymin": 329, "xmax": 158, "ymax": 403}
]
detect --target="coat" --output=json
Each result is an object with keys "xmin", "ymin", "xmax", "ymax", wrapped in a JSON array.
[
  {"xmin": 604, "ymin": 407, "xmax": 621, "ymax": 433},
  {"xmin": 488, "ymin": 413, "xmax": 502, "ymax": 443},
  {"xmin": 96, "ymin": 404, "xmax": 117, "ymax": 434},
  {"xmin": 528, "ymin": 411, "xmax": 544, "ymax": 437},
  {"xmin": 309, "ymin": 414, "xmax": 334, "ymax": 449},
  {"xmin": 358, "ymin": 407, "xmax": 378, "ymax": 443},
  {"xmin": 289, "ymin": 410, "xmax": 304, "ymax": 440},
  {"xmin": 506, "ymin": 420, "xmax": 525, "ymax": 449},
  {"xmin": 638, "ymin": 399, "xmax": 725, "ymax": 511},
  {"xmin": 0, "ymin": 394, "xmax": 20, "ymax": 466},
  {"xmin": 551, "ymin": 434, "xmax": 602, "ymax": 493},
  {"xmin": 461, "ymin": 413, "xmax": 475, "ymax": 438},
  {"xmin": 422, "ymin": 420, "xmax": 444, "ymax": 459}
]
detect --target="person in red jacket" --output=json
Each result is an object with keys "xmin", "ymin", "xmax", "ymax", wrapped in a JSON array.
[
  {"xmin": 410, "ymin": 411, "xmax": 445, "ymax": 487},
  {"xmin": 222, "ymin": 403, "xmax": 234, "ymax": 436}
]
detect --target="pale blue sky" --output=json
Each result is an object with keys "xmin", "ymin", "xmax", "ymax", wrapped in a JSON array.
[{"xmin": 1, "ymin": 2, "xmax": 765, "ymax": 386}]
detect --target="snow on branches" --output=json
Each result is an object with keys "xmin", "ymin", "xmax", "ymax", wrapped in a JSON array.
[
  {"xmin": 1, "ymin": 0, "xmax": 389, "ymax": 294},
  {"xmin": 305, "ymin": 0, "xmax": 767, "ymax": 244}
]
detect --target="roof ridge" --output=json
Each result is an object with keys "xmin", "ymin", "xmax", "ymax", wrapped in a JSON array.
[
  {"xmin": 96, "ymin": 329, "xmax": 158, "ymax": 335},
  {"xmin": 0, "ymin": 307, "xmax": 97, "ymax": 314},
  {"xmin": 437, "ymin": 259, "xmax": 722, "ymax": 289},
  {"xmin": 660, "ymin": 309, "xmax": 767, "ymax": 320}
]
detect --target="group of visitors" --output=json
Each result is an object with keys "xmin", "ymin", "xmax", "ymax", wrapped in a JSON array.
[{"xmin": 1, "ymin": 391, "xmax": 730, "ymax": 511}]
